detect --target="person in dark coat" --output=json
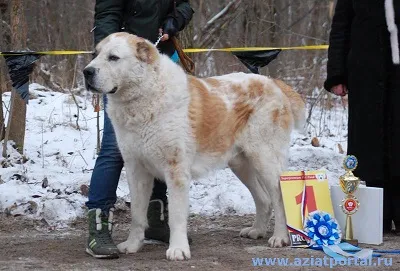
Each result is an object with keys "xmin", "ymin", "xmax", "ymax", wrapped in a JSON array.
[
  {"xmin": 85, "ymin": 0, "xmax": 194, "ymax": 259},
  {"xmin": 324, "ymin": 0, "xmax": 400, "ymax": 233}
]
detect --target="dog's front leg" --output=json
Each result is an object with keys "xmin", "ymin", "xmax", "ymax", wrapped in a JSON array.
[
  {"xmin": 117, "ymin": 161, "xmax": 153, "ymax": 254},
  {"xmin": 165, "ymin": 168, "xmax": 191, "ymax": 260}
]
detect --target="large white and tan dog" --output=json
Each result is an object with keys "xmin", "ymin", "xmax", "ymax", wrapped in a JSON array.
[{"xmin": 84, "ymin": 32, "xmax": 305, "ymax": 261}]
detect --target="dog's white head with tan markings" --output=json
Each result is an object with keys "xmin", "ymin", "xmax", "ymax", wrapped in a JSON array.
[{"xmin": 83, "ymin": 32, "xmax": 160, "ymax": 96}]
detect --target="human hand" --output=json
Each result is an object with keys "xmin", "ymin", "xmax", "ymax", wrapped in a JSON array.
[
  {"xmin": 159, "ymin": 28, "xmax": 169, "ymax": 41},
  {"xmin": 331, "ymin": 84, "xmax": 348, "ymax": 96}
]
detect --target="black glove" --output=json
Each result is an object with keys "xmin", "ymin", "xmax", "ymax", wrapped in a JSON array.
[{"xmin": 162, "ymin": 17, "xmax": 179, "ymax": 38}]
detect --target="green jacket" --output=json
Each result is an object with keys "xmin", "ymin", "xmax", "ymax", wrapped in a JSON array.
[{"xmin": 93, "ymin": 0, "xmax": 194, "ymax": 56}]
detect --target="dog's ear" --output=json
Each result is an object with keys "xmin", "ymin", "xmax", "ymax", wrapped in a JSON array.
[{"xmin": 136, "ymin": 41, "xmax": 157, "ymax": 64}]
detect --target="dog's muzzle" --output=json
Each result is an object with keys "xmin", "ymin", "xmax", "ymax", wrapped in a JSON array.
[
  {"xmin": 83, "ymin": 66, "xmax": 95, "ymax": 81},
  {"xmin": 83, "ymin": 66, "xmax": 98, "ymax": 92},
  {"xmin": 83, "ymin": 67, "xmax": 117, "ymax": 94}
]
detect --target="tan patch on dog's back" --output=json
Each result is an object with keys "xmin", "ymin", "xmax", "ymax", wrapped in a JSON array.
[
  {"xmin": 204, "ymin": 78, "xmax": 221, "ymax": 88},
  {"xmin": 247, "ymin": 79, "xmax": 266, "ymax": 98},
  {"xmin": 231, "ymin": 78, "xmax": 274, "ymax": 101},
  {"xmin": 188, "ymin": 76, "xmax": 253, "ymax": 154},
  {"xmin": 232, "ymin": 100, "xmax": 254, "ymax": 132}
]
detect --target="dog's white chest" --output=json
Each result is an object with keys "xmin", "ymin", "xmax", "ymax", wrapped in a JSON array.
[{"xmin": 112, "ymin": 123, "xmax": 168, "ymax": 179}]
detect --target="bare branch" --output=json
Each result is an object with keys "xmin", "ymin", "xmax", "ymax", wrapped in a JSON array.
[{"xmin": 196, "ymin": 0, "xmax": 243, "ymax": 48}]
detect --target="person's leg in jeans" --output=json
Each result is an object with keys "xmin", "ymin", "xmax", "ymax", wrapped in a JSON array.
[
  {"xmin": 85, "ymin": 95, "xmax": 124, "ymax": 258},
  {"xmin": 86, "ymin": 95, "xmax": 124, "ymax": 212}
]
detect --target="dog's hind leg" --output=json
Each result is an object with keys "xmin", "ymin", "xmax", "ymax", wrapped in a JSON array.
[
  {"xmin": 229, "ymin": 155, "xmax": 272, "ymax": 239},
  {"xmin": 246, "ymin": 148, "xmax": 290, "ymax": 248},
  {"xmin": 117, "ymin": 162, "xmax": 154, "ymax": 254}
]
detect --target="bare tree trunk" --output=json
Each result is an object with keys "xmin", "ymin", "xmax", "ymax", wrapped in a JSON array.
[
  {"xmin": 3, "ymin": 0, "xmax": 27, "ymax": 155},
  {"xmin": 179, "ymin": 20, "xmax": 194, "ymax": 49},
  {"xmin": 0, "ymin": 0, "xmax": 9, "ymax": 141},
  {"xmin": 196, "ymin": 0, "xmax": 243, "ymax": 48},
  {"xmin": 0, "ymin": 76, "xmax": 4, "ymax": 141}
]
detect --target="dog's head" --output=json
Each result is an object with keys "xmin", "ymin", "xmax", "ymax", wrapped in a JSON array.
[{"xmin": 83, "ymin": 32, "xmax": 159, "ymax": 95}]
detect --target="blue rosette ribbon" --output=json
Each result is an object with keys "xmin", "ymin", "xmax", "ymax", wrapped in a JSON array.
[
  {"xmin": 303, "ymin": 210, "xmax": 341, "ymax": 247},
  {"xmin": 303, "ymin": 211, "xmax": 378, "ymax": 260}
]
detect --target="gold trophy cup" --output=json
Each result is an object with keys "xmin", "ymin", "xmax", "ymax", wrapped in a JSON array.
[{"xmin": 339, "ymin": 155, "xmax": 360, "ymax": 246}]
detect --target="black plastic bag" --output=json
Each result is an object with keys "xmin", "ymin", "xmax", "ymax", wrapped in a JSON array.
[
  {"xmin": 232, "ymin": 49, "xmax": 281, "ymax": 74},
  {"xmin": 3, "ymin": 53, "xmax": 41, "ymax": 103}
]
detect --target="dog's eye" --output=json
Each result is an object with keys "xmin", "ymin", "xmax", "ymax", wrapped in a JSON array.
[{"xmin": 108, "ymin": 55, "xmax": 120, "ymax": 61}]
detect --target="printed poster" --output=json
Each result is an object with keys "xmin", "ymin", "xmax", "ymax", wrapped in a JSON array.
[{"xmin": 280, "ymin": 170, "xmax": 334, "ymax": 247}]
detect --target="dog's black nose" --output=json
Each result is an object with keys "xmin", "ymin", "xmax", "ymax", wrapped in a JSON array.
[{"xmin": 83, "ymin": 67, "xmax": 95, "ymax": 79}]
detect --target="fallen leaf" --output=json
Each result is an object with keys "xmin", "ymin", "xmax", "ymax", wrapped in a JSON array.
[
  {"xmin": 338, "ymin": 143, "xmax": 344, "ymax": 154},
  {"xmin": 80, "ymin": 184, "xmax": 89, "ymax": 197},
  {"xmin": 311, "ymin": 137, "xmax": 320, "ymax": 147}
]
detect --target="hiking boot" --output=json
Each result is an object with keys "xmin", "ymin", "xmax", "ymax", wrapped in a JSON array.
[
  {"xmin": 86, "ymin": 208, "xmax": 120, "ymax": 259},
  {"xmin": 145, "ymin": 199, "xmax": 193, "ymax": 244},
  {"xmin": 145, "ymin": 199, "xmax": 170, "ymax": 243}
]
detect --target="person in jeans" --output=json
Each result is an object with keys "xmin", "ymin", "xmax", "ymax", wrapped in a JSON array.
[{"xmin": 85, "ymin": 0, "xmax": 194, "ymax": 259}]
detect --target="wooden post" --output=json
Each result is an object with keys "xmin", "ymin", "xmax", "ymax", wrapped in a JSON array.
[
  {"xmin": 0, "ymin": 0, "xmax": 10, "ymax": 142},
  {"xmin": 3, "ymin": 0, "xmax": 27, "ymax": 155}
]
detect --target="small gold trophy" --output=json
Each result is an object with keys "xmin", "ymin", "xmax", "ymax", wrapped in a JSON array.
[{"xmin": 339, "ymin": 155, "xmax": 360, "ymax": 246}]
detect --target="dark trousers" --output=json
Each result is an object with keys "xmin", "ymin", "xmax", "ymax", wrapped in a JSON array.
[{"xmin": 348, "ymin": 62, "xmax": 400, "ymax": 229}]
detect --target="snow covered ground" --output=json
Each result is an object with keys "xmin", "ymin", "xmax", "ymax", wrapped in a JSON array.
[{"xmin": 0, "ymin": 84, "xmax": 348, "ymax": 226}]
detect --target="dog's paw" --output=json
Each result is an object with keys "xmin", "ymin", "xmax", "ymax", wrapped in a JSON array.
[
  {"xmin": 117, "ymin": 239, "xmax": 143, "ymax": 254},
  {"xmin": 166, "ymin": 246, "xmax": 191, "ymax": 261},
  {"xmin": 240, "ymin": 227, "xmax": 267, "ymax": 239},
  {"xmin": 268, "ymin": 234, "xmax": 290, "ymax": 248}
]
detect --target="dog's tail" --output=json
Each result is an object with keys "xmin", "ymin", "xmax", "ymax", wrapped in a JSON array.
[{"xmin": 273, "ymin": 79, "xmax": 306, "ymax": 131}]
